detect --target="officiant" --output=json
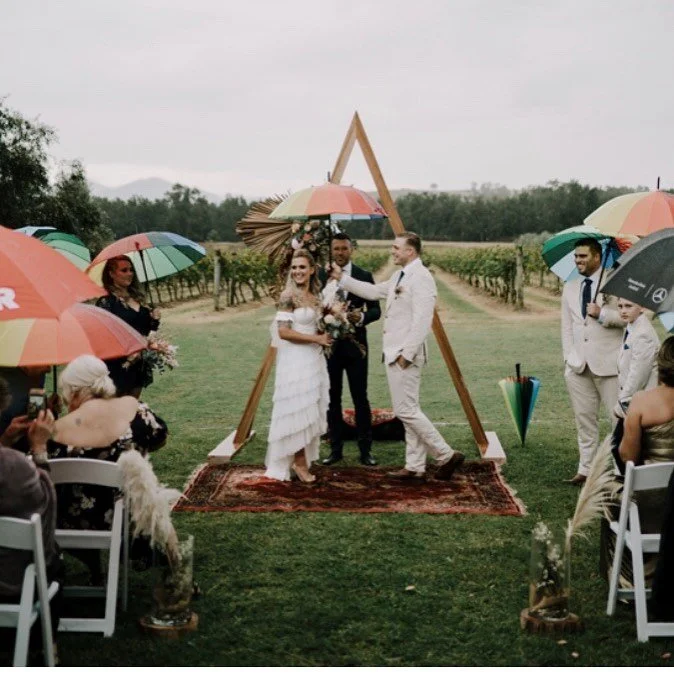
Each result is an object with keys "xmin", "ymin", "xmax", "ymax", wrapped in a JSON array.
[{"xmin": 319, "ymin": 233, "xmax": 381, "ymax": 466}]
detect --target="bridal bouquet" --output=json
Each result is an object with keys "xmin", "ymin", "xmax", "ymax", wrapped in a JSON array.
[
  {"xmin": 318, "ymin": 280, "xmax": 363, "ymax": 357},
  {"xmin": 144, "ymin": 331, "xmax": 179, "ymax": 374}
]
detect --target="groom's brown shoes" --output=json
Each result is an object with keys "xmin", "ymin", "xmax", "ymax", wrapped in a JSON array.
[
  {"xmin": 386, "ymin": 468, "xmax": 426, "ymax": 482},
  {"xmin": 435, "ymin": 452, "xmax": 465, "ymax": 481}
]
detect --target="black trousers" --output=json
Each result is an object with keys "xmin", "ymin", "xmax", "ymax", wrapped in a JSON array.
[{"xmin": 327, "ymin": 340, "xmax": 372, "ymax": 454}]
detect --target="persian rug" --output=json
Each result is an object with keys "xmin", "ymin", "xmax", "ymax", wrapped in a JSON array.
[{"xmin": 173, "ymin": 462, "xmax": 526, "ymax": 516}]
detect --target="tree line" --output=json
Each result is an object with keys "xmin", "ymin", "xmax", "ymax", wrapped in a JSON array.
[{"xmin": 1, "ymin": 98, "xmax": 660, "ymax": 252}]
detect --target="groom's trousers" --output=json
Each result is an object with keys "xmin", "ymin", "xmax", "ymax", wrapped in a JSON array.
[{"xmin": 386, "ymin": 361, "xmax": 453, "ymax": 473}]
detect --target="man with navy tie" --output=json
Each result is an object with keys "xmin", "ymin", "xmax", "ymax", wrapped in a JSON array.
[{"xmin": 561, "ymin": 238, "xmax": 625, "ymax": 485}]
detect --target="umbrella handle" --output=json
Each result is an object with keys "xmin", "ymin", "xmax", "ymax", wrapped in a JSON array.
[
  {"xmin": 515, "ymin": 362, "xmax": 521, "ymax": 381},
  {"xmin": 593, "ymin": 244, "xmax": 609, "ymax": 302},
  {"xmin": 136, "ymin": 244, "xmax": 154, "ymax": 308}
]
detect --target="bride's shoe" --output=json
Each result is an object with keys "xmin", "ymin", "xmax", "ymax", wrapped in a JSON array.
[{"xmin": 291, "ymin": 463, "xmax": 317, "ymax": 484}]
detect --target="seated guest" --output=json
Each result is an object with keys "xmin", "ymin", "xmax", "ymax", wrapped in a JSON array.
[
  {"xmin": 601, "ymin": 336, "xmax": 674, "ymax": 589},
  {"xmin": 610, "ymin": 299, "xmax": 660, "ymax": 472},
  {"xmin": 48, "ymin": 355, "xmax": 168, "ymax": 581},
  {"xmin": 0, "ymin": 377, "xmax": 62, "ymax": 663}
]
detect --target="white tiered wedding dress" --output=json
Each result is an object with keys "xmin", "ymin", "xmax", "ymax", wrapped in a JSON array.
[{"xmin": 265, "ymin": 305, "xmax": 329, "ymax": 480}]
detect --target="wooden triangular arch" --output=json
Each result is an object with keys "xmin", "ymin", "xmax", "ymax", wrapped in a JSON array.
[{"xmin": 208, "ymin": 112, "xmax": 505, "ymax": 464}]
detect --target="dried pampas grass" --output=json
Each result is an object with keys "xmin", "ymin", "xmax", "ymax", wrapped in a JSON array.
[{"xmin": 117, "ymin": 449, "xmax": 182, "ymax": 564}]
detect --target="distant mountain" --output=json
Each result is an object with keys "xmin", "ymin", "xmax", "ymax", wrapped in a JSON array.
[{"xmin": 88, "ymin": 178, "xmax": 225, "ymax": 204}]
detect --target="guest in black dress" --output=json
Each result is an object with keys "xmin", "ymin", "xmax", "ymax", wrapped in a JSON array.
[{"xmin": 95, "ymin": 255, "xmax": 161, "ymax": 398}]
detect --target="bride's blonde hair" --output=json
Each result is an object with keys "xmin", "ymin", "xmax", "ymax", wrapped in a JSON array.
[{"xmin": 282, "ymin": 248, "xmax": 321, "ymax": 300}]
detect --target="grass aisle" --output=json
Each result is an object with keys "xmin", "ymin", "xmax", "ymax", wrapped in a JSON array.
[{"xmin": 51, "ymin": 292, "xmax": 673, "ymax": 667}]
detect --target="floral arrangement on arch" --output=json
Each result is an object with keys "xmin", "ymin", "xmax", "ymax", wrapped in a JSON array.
[{"xmin": 289, "ymin": 219, "xmax": 334, "ymax": 262}]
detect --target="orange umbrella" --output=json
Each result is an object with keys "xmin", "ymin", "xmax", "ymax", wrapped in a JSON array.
[
  {"xmin": 0, "ymin": 302, "xmax": 147, "ymax": 367},
  {"xmin": 0, "ymin": 225, "xmax": 105, "ymax": 320}
]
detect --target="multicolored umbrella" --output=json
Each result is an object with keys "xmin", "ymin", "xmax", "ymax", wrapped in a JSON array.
[
  {"xmin": 584, "ymin": 190, "xmax": 674, "ymax": 237},
  {"xmin": 0, "ymin": 225, "xmax": 105, "ymax": 320},
  {"xmin": 499, "ymin": 364, "xmax": 540, "ymax": 446},
  {"xmin": 268, "ymin": 183, "xmax": 387, "ymax": 221},
  {"xmin": 17, "ymin": 227, "xmax": 92, "ymax": 270},
  {"xmin": 87, "ymin": 231, "xmax": 206, "ymax": 285},
  {"xmin": 542, "ymin": 224, "xmax": 633, "ymax": 282},
  {"xmin": 600, "ymin": 229, "xmax": 674, "ymax": 314},
  {"xmin": 0, "ymin": 302, "xmax": 147, "ymax": 367}
]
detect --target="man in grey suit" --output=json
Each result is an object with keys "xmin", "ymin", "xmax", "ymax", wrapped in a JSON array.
[
  {"xmin": 330, "ymin": 232, "xmax": 464, "ymax": 483},
  {"xmin": 561, "ymin": 238, "xmax": 625, "ymax": 485}
]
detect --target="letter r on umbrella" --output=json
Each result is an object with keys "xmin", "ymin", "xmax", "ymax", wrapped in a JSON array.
[{"xmin": 0, "ymin": 287, "xmax": 20, "ymax": 311}]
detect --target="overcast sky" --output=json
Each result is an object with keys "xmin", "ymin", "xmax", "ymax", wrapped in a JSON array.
[{"xmin": 2, "ymin": 0, "xmax": 673, "ymax": 198}]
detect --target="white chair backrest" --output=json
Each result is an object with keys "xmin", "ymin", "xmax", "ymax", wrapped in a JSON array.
[
  {"xmin": 627, "ymin": 461, "xmax": 674, "ymax": 494},
  {"xmin": 0, "ymin": 514, "xmax": 40, "ymax": 552},
  {"xmin": 49, "ymin": 458, "xmax": 123, "ymax": 490}
]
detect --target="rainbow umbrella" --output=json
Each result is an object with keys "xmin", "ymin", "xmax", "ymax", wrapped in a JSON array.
[
  {"xmin": 499, "ymin": 364, "xmax": 540, "ymax": 446},
  {"xmin": 0, "ymin": 302, "xmax": 147, "ymax": 367},
  {"xmin": 0, "ymin": 225, "xmax": 105, "ymax": 320},
  {"xmin": 584, "ymin": 190, "xmax": 674, "ymax": 237},
  {"xmin": 17, "ymin": 227, "xmax": 92, "ymax": 270},
  {"xmin": 87, "ymin": 231, "xmax": 206, "ymax": 285},
  {"xmin": 268, "ymin": 183, "xmax": 387, "ymax": 221}
]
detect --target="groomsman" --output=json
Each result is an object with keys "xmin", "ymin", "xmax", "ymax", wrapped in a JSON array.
[
  {"xmin": 330, "ymin": 232, "xmax": 465, "ymax": 483},
  {"xmin": 561, "ymin": 238, "xmax": 625, "ymax": 485},
  {"xmin": 321, "ymin": 234, "xmax": 381, "ymax": 466}
]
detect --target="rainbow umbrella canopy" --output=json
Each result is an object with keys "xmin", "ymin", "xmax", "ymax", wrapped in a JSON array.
[
  {"xmin": 0, "ymin": 225, "xmax": 105, "ymax": 320},
  {"xmin": 268, "ymin": 183, "xmax": 387, "ymax": 221},
  {"xmin": 0, "ymin": 302, "xmax": 147, "ymax": 367},
  {"xmin": 498, "ymin": 364, "xmax": 540, "ymax": 446},
  {"xmin": 584, "ymin": 190, "xmax": 674, "ymax": 237},
  {"xmin": 16, "ymin": 226, "xmax": 92, "ymax": 270},
  {"xmin": 87, "ymin": 231, "xmax": 206, "ymax": 285},
  {"xmin": 542, "ymin": 224, "xmax": 633, "ymax": 282}
]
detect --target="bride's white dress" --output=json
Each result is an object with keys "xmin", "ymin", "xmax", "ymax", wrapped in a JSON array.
[{"xmin": 265, "ymin": 305, "xmax": 329, "ymax": 480}]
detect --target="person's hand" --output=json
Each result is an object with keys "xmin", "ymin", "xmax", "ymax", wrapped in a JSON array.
[
  {"xmin": 0, "ymin": 414, "xmax": 31, "ymax": 446},
  {"xmin": 396, "ymin": 355, "xmax": 411, "ymax": 369},
  {"xmin": 347, "ymin": 309, "xmax": 363, "ymax": 325},
  {"xmin": 586, "ymin": 302, "xmax": 601, "ymax": 318},
  {"xmin": 27, "ymin": 409, "xmax": 55, "ymax": 453},
  {"xmin": 151, "ymin": 308, "xmax": 161, "ymax": 321},
  {"xmin": 328, "ymin": 263, "xmax": 343, "ymax": 281},
  {"xmin": 47, "ymin": 393, "xmax": 62, "ymax": 415},
  {"xmin": 316, "ymin": 333, "xmax": 333, "ymax": 347}
]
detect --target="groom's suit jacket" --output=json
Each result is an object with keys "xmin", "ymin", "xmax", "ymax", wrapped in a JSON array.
[
  {"xmin": 561, "ymin": 277, "xmax": 624, "ymax": 376},
  {"xmin": 339, "ymin": 258, "xmax": 436, "ymax": 366}
]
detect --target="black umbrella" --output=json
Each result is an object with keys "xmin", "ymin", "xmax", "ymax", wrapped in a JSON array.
[{"xmin": 600, "ymin": 229, "xmax": 674, "ymax": 314}]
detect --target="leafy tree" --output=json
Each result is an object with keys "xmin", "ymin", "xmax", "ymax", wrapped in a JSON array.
[{"xmin": 0, "ymin": 98, "xmax": 55, "ymax": 228}]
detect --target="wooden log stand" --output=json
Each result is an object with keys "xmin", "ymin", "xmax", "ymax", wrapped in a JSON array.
[
  {"xmin": 139, "ymin": 611, "xmax": 199, "ymax": 639},
  {"xmin": 520, "ymin": 609, "xmax": 583, "ymax": 634}
]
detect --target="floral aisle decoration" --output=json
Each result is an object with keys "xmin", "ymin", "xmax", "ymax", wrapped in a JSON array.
[{"xmin": 523, "ymin": 435, "xmax": 619, "ymax": 631}]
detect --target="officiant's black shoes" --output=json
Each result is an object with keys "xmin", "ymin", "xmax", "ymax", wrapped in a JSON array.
[
  {"xmin": 435, "ymin": 452, "xmax": 465, "ymax": 481},
  {"xmin": 322, "ymin": 451, "xmax": 343, "ymax": 466},
  {"xmin": 360, "ymin": 452, "xmax": 378, "ymax": 466}
]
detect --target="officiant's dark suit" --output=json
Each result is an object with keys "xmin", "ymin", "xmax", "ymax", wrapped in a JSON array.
[{"xmin": 320, "ymin": 234, "xmax": 381, "ymax": 466}]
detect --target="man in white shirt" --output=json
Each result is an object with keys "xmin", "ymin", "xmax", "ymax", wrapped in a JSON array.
[
  {"xmin": 561, "ymin": 238, "xmax": 625, "ymax": 485},
  {"xmin": 330, "ymin": 232, "xmax": 464, "ymax": 483}
]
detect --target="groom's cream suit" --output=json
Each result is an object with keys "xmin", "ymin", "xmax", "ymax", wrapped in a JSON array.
[
  {"xmin": 339, "ymin": 257, "xmax": 455, "ymax": 473},
  {"xmin": 561, "ymin": 271, "xmax": 624, "ymax": 476}
]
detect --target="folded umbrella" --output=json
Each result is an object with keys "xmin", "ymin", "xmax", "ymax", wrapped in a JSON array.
[
  {"xmin": 498, "ymin": 363, "xmax": 540, "ymax": 446},
  {"xmin": 600, "ymin": 229, "xmax": 674, "ymax": 314}
]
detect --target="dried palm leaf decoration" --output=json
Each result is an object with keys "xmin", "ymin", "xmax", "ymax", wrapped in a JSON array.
[{"xmin": 236, "ymin": 194, "xmax": 294, "ymax": 263}]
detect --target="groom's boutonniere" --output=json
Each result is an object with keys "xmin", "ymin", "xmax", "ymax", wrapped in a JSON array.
[{"xmin": 394, "ymin": 285, "xmax": 404, "ymax": 297}]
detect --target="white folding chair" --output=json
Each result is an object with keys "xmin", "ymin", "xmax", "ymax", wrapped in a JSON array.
[
  {"xmin": 49, "ymin": 458, "xmax": 129, "ymax": 637},
  {"xmin": 0, "ymin": 513, "xmax": 60, "ymax": 666},
  {"xmin": 606, "ymin": 460, "xmax": 674, "ymax": 641}
]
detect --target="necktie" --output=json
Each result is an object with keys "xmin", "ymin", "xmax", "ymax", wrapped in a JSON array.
[
  {"xmin": 581, "ymin": 278, "xmax": 592, "ymax": 318},
  {"xmin": 395, "ymin": 270, "xmax": 405, "ymax": 287}
]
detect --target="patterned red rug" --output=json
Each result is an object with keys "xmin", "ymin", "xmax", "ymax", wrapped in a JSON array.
[{"xmin": 173, "ymin": 462, "xmax": 525, "ymax": 516}]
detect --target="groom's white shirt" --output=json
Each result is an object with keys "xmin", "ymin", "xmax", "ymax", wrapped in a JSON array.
[{"xmin": 338, "ymin": 257, "xmax": 436, "ymax": 365}]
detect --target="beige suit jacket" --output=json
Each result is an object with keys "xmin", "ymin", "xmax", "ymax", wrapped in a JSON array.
[
  {"xmin": 617, "ymin": 312, "xmax": 660, "ymax": 404},
  {"xmin": 561, "ymin": 277, "xmax": 625, "ymax": 376},
  {"xmin": 339, "ymin": 259, "xmax": 436, "ymax": 366}
]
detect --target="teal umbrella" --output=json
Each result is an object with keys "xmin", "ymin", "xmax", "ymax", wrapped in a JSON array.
[
  {"xmin": 16, "ymin": 227, "xmax": 92, "ymax": 270},
  {"xmin": 498, "ymin": 363, "xmax": 541, "ymax": 446}
]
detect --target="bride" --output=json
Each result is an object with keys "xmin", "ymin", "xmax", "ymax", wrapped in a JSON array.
[{"xmin": 265, "ymin": 248, "xmax": 332, "ymax": 483}]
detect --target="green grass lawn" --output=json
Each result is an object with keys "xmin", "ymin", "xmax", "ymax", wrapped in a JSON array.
[{"xmin": 24, "ymin": 279, "xmax": 674, "ymax": 666}]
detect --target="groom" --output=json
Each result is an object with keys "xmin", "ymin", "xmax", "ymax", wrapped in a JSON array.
[
  {"xmin": 330, "ymin": 231, "xmax": 465, "ymax": 482},
  {"xmin": 320, "ymin": 233, "xmax": 381, "ymax": 466}
]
